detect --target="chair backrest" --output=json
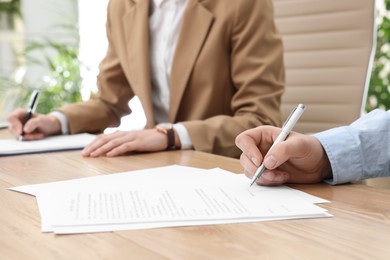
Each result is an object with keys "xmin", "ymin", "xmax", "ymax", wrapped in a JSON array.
[{"xmin": 273, "ymin": 0, "xmax": 376, "ymax": 133}]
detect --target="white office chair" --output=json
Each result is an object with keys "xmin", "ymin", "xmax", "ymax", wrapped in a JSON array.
[{"xmin": 274, "ymin": 0, "xmax": 376, "ymax": 133}]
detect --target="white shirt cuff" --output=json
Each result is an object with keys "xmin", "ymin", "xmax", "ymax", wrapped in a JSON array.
[
  {"xmin": 173, "ymin": 123, "xmax": 193, "ymax": 150},
  {"xmin": 49, "ymin": 111, "xmax": 69, "ymax": 135}
]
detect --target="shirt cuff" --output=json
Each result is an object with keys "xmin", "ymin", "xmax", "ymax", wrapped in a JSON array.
[
  {"xmin": 173, "ymin": 123, "xmax": 193, "ymax": 150},
  {"xmin": 49, "ymin": 111, "xmax": 69, "ymax": 135},
  {"xmin": 313, "ymin": 127, "xmax": 364, "ymax": 185}
]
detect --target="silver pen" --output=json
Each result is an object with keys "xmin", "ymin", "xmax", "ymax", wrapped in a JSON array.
[{"xmin": 249, "ymin": 104, "xmax": 306, "ymax": 187}]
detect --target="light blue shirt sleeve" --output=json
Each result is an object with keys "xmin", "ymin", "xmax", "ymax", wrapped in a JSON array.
[{"xmin": 313, "ymin": 109, "xmax": 390, "ymax": 185}]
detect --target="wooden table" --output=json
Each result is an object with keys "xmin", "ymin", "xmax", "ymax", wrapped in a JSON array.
[{"xmin": 0, "ymin": 130, "xmax": 389, "ymax": 259}]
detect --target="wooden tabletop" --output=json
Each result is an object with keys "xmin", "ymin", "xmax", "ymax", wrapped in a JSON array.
[{"xmin": 0, "ymin": 129, "xmax": 389, "ymax": 259}]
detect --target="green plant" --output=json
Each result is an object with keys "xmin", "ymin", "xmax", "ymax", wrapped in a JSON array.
[
  {"xmin": 0, "ymin": 38, "xmax": 85, "ymax": 116},
  {"xmin": 0, "ymin": 75, "xmax": 29, "ymax": 119},
  {"xmin": 0, "ymin": 0, "xmax": 21, "ymax": 29},
  {"xmin": 0, "ymin": 0, "xmax": 20, "ymax": 15},
  {"xmin": 0, "ymin": 0, "xmax": 84, "ymax": 115},
  {"xmin": 25, "ymin": 40, "xmax": 83, "ymax": 114},
  {"xmin": 366, "ymin": 0, "xmax": 390, "ymax": 111}
]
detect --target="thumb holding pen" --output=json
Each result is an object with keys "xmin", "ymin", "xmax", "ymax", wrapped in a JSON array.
[{"xmin": 235, "ymin": 125, "xmax": 332, "ymax": 186}]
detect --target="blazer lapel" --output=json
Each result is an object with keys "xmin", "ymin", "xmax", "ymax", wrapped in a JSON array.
[
  {"xmin": 123, "ymin": 0, "xmax": 155, "ymax": 127},
  {"xmin": 169, "ymin": 0, "xmax": 214, "ymax": 121}
]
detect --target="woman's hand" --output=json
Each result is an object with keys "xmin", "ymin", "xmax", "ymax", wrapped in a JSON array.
[
  {"xmin": 7, "ymin": 108, "xmax": 62, "ymax": 140},
  {"xmin": 81, "ymin": 129, "xmax": 170, "ymax": 157}
]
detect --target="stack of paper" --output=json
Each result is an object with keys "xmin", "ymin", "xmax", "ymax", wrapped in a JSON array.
[
  {"xmin": 0, "ymin": 133, "xmax": 96, "ymax": 156},
  {"xmin": 10, "ymin": 165, "xmax": 331, "ymax": 234}
]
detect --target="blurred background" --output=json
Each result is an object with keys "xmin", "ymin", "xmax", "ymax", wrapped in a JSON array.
[
  {"xmin": 0, "ymin": 0, "xmax": 145, "ymax": 131},
  {"xmin": 0, "ymin": 0, "xmax": 389, "ymax": 128}
]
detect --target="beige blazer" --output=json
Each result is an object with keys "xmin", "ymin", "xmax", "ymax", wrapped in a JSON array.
[{"xmin": 59, "ymin": 0, "xmax": 285, "ymax": 158}]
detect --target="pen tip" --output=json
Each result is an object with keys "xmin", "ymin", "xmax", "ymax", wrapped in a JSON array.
[{"xmin": 18, "ymin": 136, "xmax": 23, "ymax": 142}]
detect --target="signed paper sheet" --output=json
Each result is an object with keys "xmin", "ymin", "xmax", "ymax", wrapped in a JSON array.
[{"xmin": 10, "ymin": 165, "xmax": 331, "ymax": 234}]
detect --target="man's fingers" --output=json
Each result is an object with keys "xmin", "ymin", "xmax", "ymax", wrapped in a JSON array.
[
  {"xmin": 263, "ymin": 132, "xmax": 311, "ymax": 169},
  {"xmin": 240, "ymin": 153, "xmax": 259, "ymax": 179},
  {"xmin": 257, "ymin": 170, "xmax": 289, "ymax": 186},
  {"xmin": 235, "ymin": 131, "xmax": 263, "ymax": 166}
]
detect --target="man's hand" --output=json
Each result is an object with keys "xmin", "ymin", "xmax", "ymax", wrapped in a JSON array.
[{"xmin": 235, "ymin": 125, "xmax": 332, "ymax": 186}]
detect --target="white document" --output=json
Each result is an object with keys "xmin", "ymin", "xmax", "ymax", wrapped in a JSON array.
[
  {"xmin": 0, "ymin": 133, "xmax": 96, "ymax": 156},
  {"xmin": 10, "ymin": 165, "xmax": 331, "ymax": 234}
]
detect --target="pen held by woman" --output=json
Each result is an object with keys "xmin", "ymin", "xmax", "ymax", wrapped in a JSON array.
[{"xmin": 18, "ymin": 90, "xmax": 40, "ymax": 141}]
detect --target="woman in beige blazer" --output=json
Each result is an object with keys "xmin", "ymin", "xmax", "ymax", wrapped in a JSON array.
[{"xmin": 8, "ymin": 0, "xmax": 284, "ymax": 158}]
